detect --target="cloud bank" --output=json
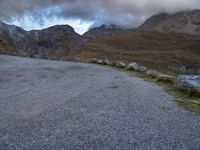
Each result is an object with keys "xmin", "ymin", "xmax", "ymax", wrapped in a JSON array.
[{"xmin": 0, "ymin": 0, "xmax": 200, "ymax": 32}]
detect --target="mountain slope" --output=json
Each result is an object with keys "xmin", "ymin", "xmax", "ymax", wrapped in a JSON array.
[
  {"xmin": 0, "ymin": 22, "xmax": 17, "ymax": 54},
  {"xmin": 71, "ymin": 30, "xmax": 200, "ymax": 75},
  {"xmin": 83, "ymin": 24, "xmax": 124, "ymax": 39},
  {"xmin": 139, "ymin": 10, "xmax": 200, "ymax": 34},
  {"xmin": 0, "ymin": 22, "xmax": 85, "ymax": 58}
]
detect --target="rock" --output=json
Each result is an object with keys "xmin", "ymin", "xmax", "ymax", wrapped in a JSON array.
[
  {"xmin": 116, "ymin": 62, "xmax": 126, "ymax": 68},
  {"xmin": 102, "ymin": 59, "xmax": 109, "ymax": 65},
  {"xmin": 135, "ymin": 66, "xmax": 147, "ymax": 73},
  {"xmin": 97, "ymin": 60, "xmax": 103, "ymax": 64},
  {"xmin": 157, "ymin": 74, "xmax": 174, "ymax": 83},
  {"xmin": 127, "ymin": 63, "xmax": 138, "ymax": 70},
  {"xmin": 13, "ymin": 52, "xmax": 18, "ymax": 56},
  {"xmin": 146, "ymin": 69, "xmax": 159, "ymax": 78},
  {"xmin": 178, "ymin": 66, "xmax": 187, "ymax": 73},
  {"xmin": 88, "ymin": 58, "xmax": 98, "ymax": 63},
  {"xmin": 41, "ymin": 55, "xmax": 48, "ymax": 59},
  {"xmin": 178, "ymin": 75, "xmax": 200, "ymax": 96},
  {"xmin": 108, "ymin": 62, "xmax": 116, "ymax": 67},
  {"xmin": 73, "ymin": 58, "xmax": 81, "ymax": 62},
  {"xmin": 20, "ymin": 53, "xmax": 28, "ymax": 57},
  {"xmin": 128, "ymin": 63, "xmax": 147, "ymax": 72},
  {"xmin": 0, "ymin": 49, "xmax": 6, "ymax": 55},
  {"xmin": 197, "ymin": 68, "xmax": 200, "ymax": 75}
]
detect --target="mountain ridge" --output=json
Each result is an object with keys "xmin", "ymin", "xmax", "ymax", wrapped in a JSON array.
[
  {"xmin": 0, "ymin": 22, "xmax": 85, "ymax": 58},
  {"xmin": 83, "ymin": 24, "xmax": 125, "ymax": 39},
  {"xmin": 0, "ymin": 9, "xmax": 200, "ymax": 74},
  {"xmin": 139, "ymin": 9, "xmax": 200, "ymax": 34}
]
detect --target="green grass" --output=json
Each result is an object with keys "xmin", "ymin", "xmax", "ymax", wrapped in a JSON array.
[{"xmin": 109, "ymin": 66, "xmax": 200, "ymax": 114}]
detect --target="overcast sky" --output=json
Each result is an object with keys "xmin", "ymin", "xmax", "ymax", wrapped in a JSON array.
[{"xmin": 0, "ymin": 0, "xmax": 200, "ymax": 34}]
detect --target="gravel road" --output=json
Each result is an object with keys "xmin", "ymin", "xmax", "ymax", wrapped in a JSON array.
[{"xmin": 0, "ymin": 55, "xmax": 200, "ymax": 150}]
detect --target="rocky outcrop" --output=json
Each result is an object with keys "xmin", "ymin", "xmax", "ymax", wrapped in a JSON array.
[{"xmin": 178, "ymin": 75, "xmax": 200, "ymax": 96}]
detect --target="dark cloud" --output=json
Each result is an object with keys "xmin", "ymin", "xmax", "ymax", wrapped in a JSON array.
[{"xmin": 0, "ymin": 0, "xmax": 200, "ymax": 28}]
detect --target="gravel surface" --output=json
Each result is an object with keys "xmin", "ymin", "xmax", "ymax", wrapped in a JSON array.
[{"xmin": 0, "ymin": 55, "xmax": 200, "ymax": 150}]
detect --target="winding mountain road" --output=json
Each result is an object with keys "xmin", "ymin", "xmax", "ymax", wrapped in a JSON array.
[{"xmin": 0, "ymin": 55, "xmax": 200, "ymax": 150}]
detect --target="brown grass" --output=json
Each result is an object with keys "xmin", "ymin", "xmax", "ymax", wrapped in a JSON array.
[{"xmin": 71, "ymin": 30, "xmax": 200, "ymax": 75}]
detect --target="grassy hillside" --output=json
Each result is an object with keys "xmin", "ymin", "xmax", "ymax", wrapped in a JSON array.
[{"xmin": 70, "ymin": 30, "xmax": 200, "ymax": 75}]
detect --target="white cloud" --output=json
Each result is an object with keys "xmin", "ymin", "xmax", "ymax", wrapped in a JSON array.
[{"xmin": 1, "ymin": 0, "xmax": 200, "ymax": 31}]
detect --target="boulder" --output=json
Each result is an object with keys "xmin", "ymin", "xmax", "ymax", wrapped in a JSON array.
[
  {"xmin": 0, "ymin": 49, "xmax": 6, "ymax": 55},
  {"xmin": 12, "ymin": 52, "xmax": 18, "ymax": 56},
  {"xmin": 20, "ymin": 53, "xmax": 28, "ymax": 57},
  {"xmin": 74, "ymin": 58, "xmax": 81, "ymax": 62},
  {"xmin": 157, "ymin": 74, "xmax": 174, "ymax": 83},
  {"xmin": 67, "ymin": 57, "xmax": 81, "ymax": 62},
  {"xmin": 135, "ymin": 66, "xmax": 147, "ymax": 73},
  {"xmin": 127, "ymin": 63, "xmax": 138, "ymax": 70},
  {"xmin": 108, "ymin": 62, "xmax": 116, "ymax": 67},
  {"xmin": 116, "ymin": 62, "xmax": 126, "ymax": 68},
  {"xmin": 146, "ymin": 69, "xmax": 160, "ymax": 78},
  {"xmin": 197, "ymin": 68, "xmax": 200, "ymax": 75},
  {"xmin": 97, "ymin": 60, "xmax": 103, "ymax": 64},
  {"xmin": 88, "ymin": 58, "xmax": 98, "ymax": 63},
  {"xmin": 102, "ymin": 59, "xmax": 109, "ymax": 65},
  {"xmin": 128, "ymin": 63, "xmax": 147, "ymax": 72},
  {"xmin": 178, "ymin": 75, "xmax": 200, "ymax": 96},
  {"xmin": 178, "ymin": 66, "xmax": 187, "ymax": 73},
  {"xmin": 41, "ymin": 55, "xmax": 48, "ymax": 59}
]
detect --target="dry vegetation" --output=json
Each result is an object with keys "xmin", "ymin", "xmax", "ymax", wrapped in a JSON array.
[{"xmin": 71, "ymin": 30, "xmax": 200, "ymax": 75}]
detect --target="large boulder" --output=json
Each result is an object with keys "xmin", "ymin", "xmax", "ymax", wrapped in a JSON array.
[
  {"xmin": 116, "ymin": 62, "xmax": 126, "ymax": 68},
  {"xmin": 178, "ymin": 75, "xmax": 200, "ymax": 96},
  {"xmin": 146, "ymin": 69, "xmax": 160, "ymax": 78},
  {"xmin": 127, "ymin": 63, "xmax": 138, "ymax": 70},
  {"xmin": 157, "ymin": 74, "xmax": 174, "ymax": 83},
  {"xmin": 128, "ymin": 63, "xmax": 147, "ymax": 72}
]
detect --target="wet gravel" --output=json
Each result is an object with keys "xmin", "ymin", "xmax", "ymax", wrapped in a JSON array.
[{"xmin": 0, "ymin": 55, "xmax": 200, "ymax": 150}]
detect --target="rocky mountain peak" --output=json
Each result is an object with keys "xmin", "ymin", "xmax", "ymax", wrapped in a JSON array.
[
  {"xmin": 139, "ymin": 9, "xmax": 200, "ymax": 34},
  {"xmin": 83, "ymin": 24, "xmax": 124, "ymax": 38}
]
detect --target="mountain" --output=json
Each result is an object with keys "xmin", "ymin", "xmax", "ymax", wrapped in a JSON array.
[
  {"xmin": 0, "ymin": 21, "xmax": 85, "ymax": 59},
  {"xmin": 0, "ymin": 21, "xmax": 17, "ymax": 54},
  {"xmin": 83, "ymin": 24, "xmax": 124, "ymax": 39},
  {"xmin": 139, "ymin": 10, "xmax": 200, "ymax": 34},
  {"xmin": 1, "ymin": 10, "xmax": 200, "ymax": 74}
]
